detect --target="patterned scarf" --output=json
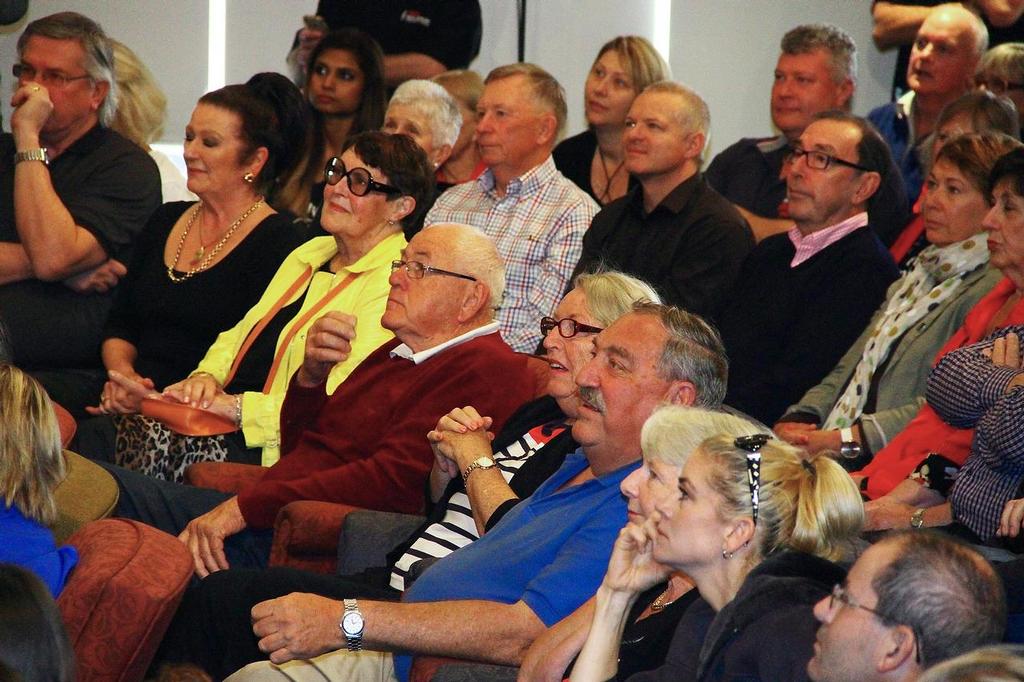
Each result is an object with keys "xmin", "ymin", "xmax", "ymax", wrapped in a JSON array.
[{"xmin": 824, "ymin": 236, "xmax": 990, "ymax": 429}]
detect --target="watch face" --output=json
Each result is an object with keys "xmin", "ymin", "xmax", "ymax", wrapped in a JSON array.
[
  {"xmin": 475, "ymin": 456, "xmax": 494, "ymax": 467},
  {"xmin": 342, "ymin": 611, "xmax": 364, "ymax": 635}
]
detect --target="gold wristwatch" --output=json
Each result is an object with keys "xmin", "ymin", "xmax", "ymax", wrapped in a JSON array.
[{"xmin": 14, "ymin": 147, "xmax": 48, "ymax": 165}]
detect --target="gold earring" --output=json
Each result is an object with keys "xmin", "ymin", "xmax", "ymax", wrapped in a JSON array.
[{"xmin": 243, "ymin": 172, "xmax": 256, "ymax": 184}]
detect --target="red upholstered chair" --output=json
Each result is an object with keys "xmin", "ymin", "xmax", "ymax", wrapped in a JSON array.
[
  {"xmin": 184, "ymin": 354, "xmax": 551, "ymax": 574},
  {"xmin": 57, "ymin": 518, "xmax": 193, "ymax": 682}
]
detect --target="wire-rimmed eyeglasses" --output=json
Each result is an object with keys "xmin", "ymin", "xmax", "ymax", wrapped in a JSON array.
[
  {"xmin": 540, "ymin": 316, "xmax": 603, "ymax": 338},
  {"xmin": 829, "ymin": 584, "xmax": 922, "ymax": 664},
  {"xmin": 13, "ymin": 63, "xmax": 92, "ymax": 89},
  {"xmin": 324, "ymin": 157, "xmax": 402, "ymax": 197},
  {"xmin": 390, "ymin": 260, "xmax": 477, "ymax": 282}
]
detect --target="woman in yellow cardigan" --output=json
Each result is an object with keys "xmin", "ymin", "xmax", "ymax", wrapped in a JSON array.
[{"xmin": 104, "ymin": 132, "xmax": 434, "ymax": 475}]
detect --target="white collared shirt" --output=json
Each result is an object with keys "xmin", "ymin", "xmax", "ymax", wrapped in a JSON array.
[{"xmin": 389, "ymin": 322, "xmax": 501, "ymax": 365}]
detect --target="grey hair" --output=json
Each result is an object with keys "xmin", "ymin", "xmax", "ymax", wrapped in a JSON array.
[
  {"xmin": 486, "ymin": 63, "xmax": 568, "ymax": 138},
  {"xmin": 781, "ymin": 23, "xmax": 858, "ymax": 86},
  {"xmin": 872, "ymin": 531, "xmax": 1006, "ymax": 668},
  {"xmin": 977, "ymin": 42, "xmax": 1024, "ymax": 89},
  {"xmin": 387, "ymin": 79, "xmax": 463, "ymax": 149},
  {"xmin": 430, "ymin": 223, "xmax": 506, "ymax": 317},
  {"xmin": 640, "ymin": 80, "xmax": 710, "ymax": 139},
  {"xmin": 641, "ymin": 405, "xmax": 764, "ymax": 469},
  {"xmin": 18, "ymin": 11, "xmax": 118, "ymax": 127},
  {"xmin": 918, "ymin": 644, "xmax": 1024, "ymax": 682},
  {"xmin": 573, "ymin": 271, "xmax": 661, "ymax": 327},
  {"xmin": 629, "ymin": 302, "xmax": 727, "ymax": 408}
]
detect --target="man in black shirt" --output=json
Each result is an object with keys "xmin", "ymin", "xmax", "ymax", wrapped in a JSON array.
[
  {"xmin": 0, "ymin": 12, "xmax": 160, "ymax": 412},
  {"xmin": 570, "ymin": 81, "xmax": 753, "ymax": 324}
]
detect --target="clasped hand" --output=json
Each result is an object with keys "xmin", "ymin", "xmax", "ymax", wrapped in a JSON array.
[{"xmin": 427, "ymin": 406, "xmax": 495, "ymax": 484}]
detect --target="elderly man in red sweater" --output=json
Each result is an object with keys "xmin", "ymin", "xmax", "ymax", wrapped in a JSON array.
[{"xmin": 100, "ymin": 223, "xmax": 536, "ymax": 576}]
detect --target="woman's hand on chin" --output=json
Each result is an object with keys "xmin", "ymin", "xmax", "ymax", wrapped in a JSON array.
[{"xmin": 602, "ymin": 517, "xmax": 672, "ymax": 596}]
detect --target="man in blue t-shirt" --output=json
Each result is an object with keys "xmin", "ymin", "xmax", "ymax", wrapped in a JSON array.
[{"xmin": 237, "ymin": 304, "xmax": 728, "ymax": 681}]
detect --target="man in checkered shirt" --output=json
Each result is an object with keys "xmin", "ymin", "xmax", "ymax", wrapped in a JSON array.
[{"xmin": 424, "ymin": 63, "xmax": 598, "ymax": 352}]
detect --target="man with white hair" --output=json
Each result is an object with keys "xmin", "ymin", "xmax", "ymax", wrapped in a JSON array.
[
  {"xmin": 101, "ymin": 224, "xmax": 536, "ymax": 577},
  {"xmin": 0, "ymin": 11, "xmax": 160, "ymax": 411},
  {"xmin": 571, "ymin": 81, "xmax": 753, "ymax": 323},
  {"xmin": 868, "ymin": 3, "xmax": 989, "ymax": 202}
]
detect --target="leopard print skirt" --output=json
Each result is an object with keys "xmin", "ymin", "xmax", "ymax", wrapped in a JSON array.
[{"xmin": 113, "ymin": 414, "xmax": 231, "ymax": 482}]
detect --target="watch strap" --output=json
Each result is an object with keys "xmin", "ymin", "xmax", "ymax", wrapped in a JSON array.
[
  {"xmin": 462, "ymin": 457, "xmax": 495, "ymax": 484},
  {"xmin": 13, "ymin": 147, "xmax": 48, "ymax": 165}
]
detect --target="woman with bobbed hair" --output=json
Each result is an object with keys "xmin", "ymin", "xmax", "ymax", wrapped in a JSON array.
[
  {"xmin": 0, "ymin": 564, "xmax": 75, "ymax": 682},
  {"xmin": 976, "ymin": 43, "xmax": 1024, "ymax": 127},
  {"xmin": 0, "ymin": 366, "xmax": 78, "ymax": 597},
  {"xmin": 110, "ymin": 40, "xmax": 194, "ymax": 202},
  {"xmin": 278, "ymin": 28, "xmax": 387, "ymax": 220},
  {"xmin": 571, "ymin": 427, "xmax": 863, "ymax": 681},
  {"xmin": 432, "ymin": 69, "xmax": 485, "ymax": 186},
  {"xmin": 777, "ymin": 131, "xmax": 1020, "ymax": 462},
  {"xmin": 553, "ymin": 36, "xmax": 670, "ymax": 205},
  {"xmin": 103, "ymin": 131, "xmax": 434, "ymax": 476},
  {"xmin": 382, "ymin": 79, "xmax": 462, "ymax": 194},
  {"xmin": 889, "ymin": 90, "xmax": 1019, "ymax": 266}
]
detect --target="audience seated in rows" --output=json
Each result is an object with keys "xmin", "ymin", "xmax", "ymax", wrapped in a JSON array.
[
  {"xmin": 72, "ymin": 73, "xmax": 309, "ymax": 470},
  {"xmin": 808, "ymin": 531, "xmax": 1005, "ymax": 682},
  {"xmin": 856, "ymin": 148, "xmax": 1024, "ymax": 510},
  {"xmin": 78, "ymin": 132, "xmax": 434, "ymax": 476},
  {"xmin": 177, "ymin": 303, "xmax": 726, "ymax": 680},
  {"xmin": 279, "ymin": 28, "xmax": 386, "ymax": 223},
  {"xmin": 868, "ymin": 3, "xmax": 988, "ymax": 204},
  {"xmin": 718, "ymin": 112, "xmax": 901, "ymax": 426},
  {"xmin": 571, "ymin": 428, "xmax": 862, "ymax": 681},
  {"xmin": 0, "ymin": 12, "xmax": 161, "ymax": 415},
  {"xmin": 707, "ymin": 23, "xmax": 910, "ymax": 245},
  {"xmin": 553, "ymin": 35, "xmax": 670, "ymax": 206},
  {"xmin": 889, "ymin": 90, "xmax": 1019, "ymax": 267},
  {"xmin": 381, "ymin": 78, "xmax": 460, "ymax": 195},
  {"xmin": 431, "ymin": 69, "xmax": 486, "ymax": 186},
  {"xmin": 100, "ymin": 223, "xmax": 535, "ymax": 578},
  {"xmin": 155, "ymin": 270, "xmax": 659, "ymax": 678},
  {"xmin": 570, "ymin": 81, "xmax": 754, "ymax": 324},
  {"xmin": 776, "ymin": 132, "xmax": 1017, "ymax": 463},
  {"xmin": 424, "ymin": 62, "xmax": 599, "ymax": 352}
]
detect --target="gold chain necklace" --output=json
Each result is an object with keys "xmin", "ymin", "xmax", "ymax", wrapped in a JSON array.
[
  {"xmin": 166, "ymin": 198, "xmax": 263, "ymax": 284},
  {"xmin": 649, "ymin": 584, "xmax": 678, "ymax": 612}
]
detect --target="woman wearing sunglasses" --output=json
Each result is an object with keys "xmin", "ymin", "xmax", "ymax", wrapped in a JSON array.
[
  {"xmin": 570, "ymin": 426, "xmax": 863, "ymax": 682},
  {"xmin": 90, "ymin": 132, "xmax": 433, "ymax": 477}
]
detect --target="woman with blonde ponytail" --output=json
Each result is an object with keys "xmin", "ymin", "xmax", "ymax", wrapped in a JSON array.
[{"xmin": 571, "ymin": 415, "xmax": 863, "ymax": 682}]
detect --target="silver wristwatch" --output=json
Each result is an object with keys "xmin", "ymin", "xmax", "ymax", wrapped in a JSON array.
[{"xmin": 341, "ymin": 598, "xmax": 364, "ymax": 651}]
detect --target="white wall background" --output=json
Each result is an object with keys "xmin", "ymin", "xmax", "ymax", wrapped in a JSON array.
[{"xmin": 0, "ymin": 1, "xmax": 898, "ymax": 165}]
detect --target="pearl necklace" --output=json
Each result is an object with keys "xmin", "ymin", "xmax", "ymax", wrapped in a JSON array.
[{"xmin": 166, "ymin": 198, "xmax": 263, "ymax": 283}]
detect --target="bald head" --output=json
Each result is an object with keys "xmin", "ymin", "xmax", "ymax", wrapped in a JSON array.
[{"xmin": 908, "ymin": 4, "xmax": 989, "ymax": 99}]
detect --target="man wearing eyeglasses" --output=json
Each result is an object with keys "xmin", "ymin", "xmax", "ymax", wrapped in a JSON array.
[
  {"xmin": 0, "ymin": 12, "xmax": 160, "ymax": 414},
  {"xmin": 569, "ymin": 81, "xmax": 753, "ymax": 325},
  {"xmin": 100, "ymin": 223, "xmax": 535, "ymax": 578},
  {"xmin": 706, "ymin": 24, "xmax": 910, "ymax": 246},
  {"xmin": 808, "ymin": 531, "xmax": 1004, "ymax": 682},
  {"xmin": 717, "ymin": 112, "xmax": 900, "ymax": 426}
]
